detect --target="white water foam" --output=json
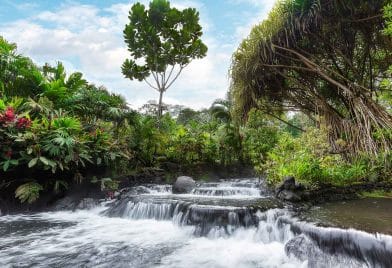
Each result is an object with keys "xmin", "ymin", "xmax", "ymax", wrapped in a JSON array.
[
  {"xmin": 0, "ymin": 206, "xmax": 305, "ymax": 268},
  {"xmin": 1, "ymin": 179, "xmax": 389, "ymax": 268}
]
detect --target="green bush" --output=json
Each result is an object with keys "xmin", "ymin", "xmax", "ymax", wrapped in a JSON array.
[
  {"xmin": 262, "ymin": 127, "xmax": 374, "ymax": 186},
  {"xmin": 0, "ymin": 36, "xmax": 137, "ymax": 204},
  {"xmin": 242, "ymin": 109, "xmax": 279, "ymax": 172}
]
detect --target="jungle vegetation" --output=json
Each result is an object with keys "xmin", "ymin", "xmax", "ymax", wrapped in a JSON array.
[
  {"xmin": 230, "ymin": 0, "xmax": 392, "ymax": 185},
  {"xmin": 230, "ymin": 0, "xmax": 392, "ymax": 158},
  {"xmin": 0, "ymin": 36, "xmax": 275, "ymax": 203},
  {"xmin": 1, "ymin": 0, "xmax": 392, "ymax": 203}
]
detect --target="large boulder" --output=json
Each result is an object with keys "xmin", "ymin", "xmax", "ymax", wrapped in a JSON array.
[
  {"xmin": 276, "ymin": 176, "xmax": 296, "ymax": 192},
  {"xmin": 275, "ymin": 176, "xmax": 304, "ymax": 202},
  {"xmin": 172, "ymin": 176, "xmax": 196, "ymax": 194}
]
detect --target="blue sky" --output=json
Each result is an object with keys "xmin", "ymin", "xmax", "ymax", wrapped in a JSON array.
[{"xmin": 0, "ymin": 0, "xmax": 276, "ymax": 109}]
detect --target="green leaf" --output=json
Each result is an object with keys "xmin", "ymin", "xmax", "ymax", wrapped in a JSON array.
[
  {"xmin": 28, "ymin": 158, "xmax": 39, "ymax": 168},
  {"xmin": 54, "ymin": 180, "xmax": 68, "ymax": 193},
  {"xmin": 0, "ymin": 99, "xmax": 5, "ymax": 111},
  {"xmin": 39, "ymin": 156, "xmax": 50, "ymax": 165},
  {"xmin": 15, "ymin": 182, "xmax": 43, "ymax": 204},
  {"xmin": 3, "ymin": 161, "xmax": 10, "ymax": 172},
  {"xmin": 91, "ymin": 176, "xmax": 98, "ymax": 183}
]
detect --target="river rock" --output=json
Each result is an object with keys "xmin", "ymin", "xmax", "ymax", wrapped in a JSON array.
[
  {"xmin": 76, "ymin": 198, "xmax": 98, "ymax": 210},
  {"xmin": 276, "ymin": 176, "xmax": 296, "ymax": 192},
  {"xmin": 52, "ymin": 196, "xmax": 78, "ymax": 211},
  {"xmin": 275, "ymin": 176, "xmax": 304, "ymax": 202},
  {"xmin": 277, "ymin": 189, "xmax": 302, "ymax": 202},
  {"xmin": 172, "ymin": 176, "xmax": 196, "ymax": 194},
  {"xmin": 285, "ymin": 234, "xmax": 334, "ymax": 267}
]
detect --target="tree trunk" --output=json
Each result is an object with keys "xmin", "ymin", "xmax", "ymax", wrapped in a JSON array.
[{"xmin": 158, "ymin": 89, "xmax": 164, "ymax": 118}]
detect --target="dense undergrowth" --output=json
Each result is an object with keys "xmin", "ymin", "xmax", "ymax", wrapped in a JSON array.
[
  {"xmin": 263, "ymin": 127, "xmax": 391, "ymax": 187},
  {"xmin": 0, "ymin": 37, "xmax": 278, "ymax": 203}
]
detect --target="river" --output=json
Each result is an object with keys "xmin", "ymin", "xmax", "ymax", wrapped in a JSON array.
[{"xmin": 0, "ymin": 178, "xmax": 391, "ymax": 267}]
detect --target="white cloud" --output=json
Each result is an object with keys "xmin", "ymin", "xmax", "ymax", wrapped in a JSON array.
[
  {"xmin": 233, "ymin": 0, "xmax": 277, "ymax": 41},
  {"xmin": 15, "ymin": 2, "xmax": 39, "ymax": 10},
  {"xmin": 229, "ymin": 0, "xmax": 275, "ymax": 8},
  {"xmin": 0, "ymin": 1, "xmax": 272, "ymax": 110}
]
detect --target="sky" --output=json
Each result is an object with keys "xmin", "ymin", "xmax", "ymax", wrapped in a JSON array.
[{"xmin": 0, "ymin": 0, "xmax": 276, "ymax": 110}]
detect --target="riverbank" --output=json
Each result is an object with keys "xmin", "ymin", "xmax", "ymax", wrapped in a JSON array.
[
  {"xmin": 1, "ymin": 161, "xmax": 391, "ymax": 216},
  {"xmin": 273, "ymin": 176, "xmax": 392, "ymax": 204}
]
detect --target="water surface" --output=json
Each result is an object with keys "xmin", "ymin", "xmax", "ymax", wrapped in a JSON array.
[{"xmin": 305, "ymin": 197, "xmax": 392, "ymax": 235}]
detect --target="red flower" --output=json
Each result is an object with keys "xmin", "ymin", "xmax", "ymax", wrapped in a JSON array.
[
  {"xmin": 4, "ymin": 150, "xmax": 12, "ymax": 159},
  {"xmin": 0, "ymin": 107, "xmax": 16, "ymax": 125},
  {"xmin": 16, "ymin": 117, "xmax": 32, "ymax": 129},
  {"xmin": 4, "ymin": 107, "xmax": 15, "ymax": 122}
]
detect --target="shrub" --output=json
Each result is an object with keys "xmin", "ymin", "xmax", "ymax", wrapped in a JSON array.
[{"xmin": 262, "ymin": 127, "xmax": 373, "ymax": 186}]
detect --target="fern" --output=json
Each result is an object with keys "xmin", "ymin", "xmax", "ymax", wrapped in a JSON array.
[{"xmin": 15, "ymin": 182, "xmax": 43, "ymax": 204}]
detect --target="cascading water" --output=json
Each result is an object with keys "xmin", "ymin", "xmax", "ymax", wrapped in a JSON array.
[{"xmin": 0, "ymin": 178, "xmax": 391, "ymax": 268}]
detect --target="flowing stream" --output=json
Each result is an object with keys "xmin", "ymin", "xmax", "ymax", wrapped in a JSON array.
[{"xmin": 1, "ymin": 178, "xmax": 391, "ymax": 268}]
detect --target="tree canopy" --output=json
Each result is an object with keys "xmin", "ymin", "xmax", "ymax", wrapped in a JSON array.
[
  {"xmin": 122, "ymin": 0, "xmax": 208, "ymax": 117},
  {"xmin": 230, "ymin": 0, "xmax": 392, "ymax": 157}
]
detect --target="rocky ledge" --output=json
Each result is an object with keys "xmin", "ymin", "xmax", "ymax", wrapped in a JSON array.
[{"xmin": 275, "ymin": 176, "xmax": 392, "ymax": 204}]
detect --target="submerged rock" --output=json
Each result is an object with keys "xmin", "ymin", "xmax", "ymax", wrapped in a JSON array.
[
  {"xmin": 285, "ymin": 234, "xmax": 364, "ymax": 267},
  {"xmin": 172, "ymin": 176, "xmax": 196, "ymax": 193},
  {"xmin": 281, "ymin": 215, "xmax": 392, "ymax": 267},
  {"xmin": 52, "ymin": 196, "xmax": 78, "ymax": 211},
  {"xmin": 52, "ymin": 197, "xmax": 99, "ymax": 211},
  {"xmin": 285, "ymin": 234, "xmax": 323, "ymax": 262},
  {"xmin": 76, "ymin": 198, "xmax": 98, "ymax": 210}
]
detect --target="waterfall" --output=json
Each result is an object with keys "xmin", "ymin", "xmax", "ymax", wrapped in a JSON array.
[{"xmin": 1, "ymin": 178, "xmax": 391, "ymax": 268}]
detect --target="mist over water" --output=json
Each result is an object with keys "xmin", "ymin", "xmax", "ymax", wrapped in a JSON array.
[{"xmin": 1, "ymin": 178, "xmax": 391, "ymax": 268}]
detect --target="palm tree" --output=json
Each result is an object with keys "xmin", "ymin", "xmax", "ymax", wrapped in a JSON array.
[
  {"xmin": 210, "ymin": 99, "xmax": 231, "ymax": 123},
  {"xmin": 210, "ymin": 98, "xmax": 243, "ymax": 165},
  {"xmin": 0, "ymin": 37, "xmax": 44, "ymax": 98}
]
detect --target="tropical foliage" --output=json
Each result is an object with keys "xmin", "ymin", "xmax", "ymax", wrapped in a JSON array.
[
  {"xmin": 2, "ymin": 0, "xmax": 392, "ymax": 204},
  {"xmin": 0, "ymin": 37, "xmax": 251, "ymax": 203},
  {"xmin": 230, "ymin": 0, "xmax": 392, "ymax": 158},
  {"xmin": 262, "ymin": 127, "xmax": 382, "ymax": 187},
  {"xmin": 0, "ymin": 38, "xmax": 133, "ymax": 203},
  {"xmin": 229, "ymin": 0, "xmax": 392, "ymax": 187}
]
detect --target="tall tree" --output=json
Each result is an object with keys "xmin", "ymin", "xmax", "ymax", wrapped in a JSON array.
[
  {"xmin": 122, "ymin": 0, "xmax": 208, "ymax": 117},
  {"xmin": 230, "ymin": 0, "xmax": 392, "ymax": 157}
]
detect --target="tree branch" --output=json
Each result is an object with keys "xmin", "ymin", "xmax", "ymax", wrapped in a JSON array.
[
  {"xmin": 165, "ymin": 65, "xmax": 185, "ymax": 90},
  {"xmin": 151, "ymin": 71, "xmax": 161, "ymax": 89},
  {"xmin": 144, "ymin": 78, "xmax": 159, "ymax": 91},
  {"xmin": 164, "ymin": 65, "xmax": 176, "ymax": 87},
  {"xmin": 262, "ymin": 110, "xmax": 305, "ymax": 132}
]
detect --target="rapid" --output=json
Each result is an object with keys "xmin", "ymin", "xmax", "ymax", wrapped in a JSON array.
[{"xmin": 1, "ymin": 178, "xmax": 391, "ymax": 268}]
